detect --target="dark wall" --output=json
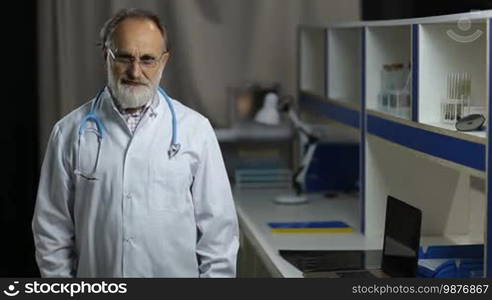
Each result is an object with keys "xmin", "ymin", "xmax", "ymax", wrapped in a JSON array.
[
  {"xmin": 362, "ymin": 0, "xmax": 492, "ymax": 20},
  {"xmin": 0, "ymin": 1, "xmax": 40, "ymax": 276}
]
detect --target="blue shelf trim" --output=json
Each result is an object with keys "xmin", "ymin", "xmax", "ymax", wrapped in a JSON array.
[
  {"xmin": 324, "ymin": 28, "xmax": 329, "ymax": 98},
  {"xmin": 367, "ymin": 115, "xmax": 485, "ymax": 172},
  {"xmin": 412, "ymin": 24, "xmax": 419, "ymax": 122},
  {"xmin": 299, "ymin": 92, "xmax": 360, "ymax": 129},
  {"xmin": 360, "ymin": 29, "xmax": 366, "ymax": 234},
  {"xmin": 487, "ymin": 18, "xmax": 492, "ymax": 278}
]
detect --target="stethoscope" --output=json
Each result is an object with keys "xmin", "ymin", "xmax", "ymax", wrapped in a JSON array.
[{"xmin": 76, "ymin": 86, "xmax": 180, "ymax": 180}]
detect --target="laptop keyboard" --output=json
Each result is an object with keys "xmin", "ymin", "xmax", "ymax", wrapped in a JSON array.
[
  {"xmin": 336, "ymin": 270, "xmax": 377, "ymax": 278},
  {"xmin": 279, "ymin": 250, "xmax": 381, "ymax": 273}
]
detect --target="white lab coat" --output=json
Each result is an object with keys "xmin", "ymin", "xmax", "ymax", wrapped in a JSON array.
[{"xmin": 32, "ymin": 87, "xmax": 239, "ymax": 277}]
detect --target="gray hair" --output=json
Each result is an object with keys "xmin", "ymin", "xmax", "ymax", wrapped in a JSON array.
[{"xmin": 99, "ymin": 8, "xmax": 169, "ymax": 52}]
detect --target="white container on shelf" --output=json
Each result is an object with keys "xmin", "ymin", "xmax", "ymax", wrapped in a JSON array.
[
  {"xmin": 377, "ymin": 63, "xmax": 411, "ymax": 119},
  {"xmin": 440, "ymin": 97, "xmax": 470, "ymax": 124},
  {"xmin": 378, "ymin": 90, "xmax": 411, "ymax": 119}
]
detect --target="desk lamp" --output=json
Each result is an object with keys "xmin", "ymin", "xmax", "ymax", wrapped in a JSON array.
[{"xmin": 255, "ymin": 92, "xmax": 319, "ymax": 204}]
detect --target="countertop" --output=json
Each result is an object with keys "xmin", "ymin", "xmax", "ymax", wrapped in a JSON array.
[{"xmin": 234, "ymin": 189, "xmax": 384, "ymax": 277}]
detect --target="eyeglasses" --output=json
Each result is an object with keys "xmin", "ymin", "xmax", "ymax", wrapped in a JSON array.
[{"xmin": 107, "ymin": 48, "xmax": 167, "ymax": 69}]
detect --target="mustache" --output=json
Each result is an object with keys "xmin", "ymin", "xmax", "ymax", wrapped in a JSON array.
[{"xmin": 120, "ymin": 79, "xmax": 150, "ymax": 86}]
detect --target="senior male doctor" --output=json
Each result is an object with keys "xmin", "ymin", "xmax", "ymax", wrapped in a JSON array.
[{"xmin": 32, "ymin": 8, "xmax": 239, "ymax": 278}]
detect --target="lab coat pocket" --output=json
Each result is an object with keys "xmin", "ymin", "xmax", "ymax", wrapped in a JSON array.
[
  {"xmin": 75, "ymin": 128, "xmax": 102, "ymax": 180},
  {"xmin": 74, "ymin": 170, "xmax": 101, "ymax": 208},
  {"xmin": 151, "ymin": 159, "xmax": 191, "ymax": 212}
]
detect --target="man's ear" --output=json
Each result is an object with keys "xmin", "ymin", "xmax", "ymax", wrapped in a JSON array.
[{"xmin": 161, "ymin": 52, "xmax": 170, "ymax": 69}]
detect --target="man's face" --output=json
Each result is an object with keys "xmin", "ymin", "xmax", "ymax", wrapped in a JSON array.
[{"xmin": 107, "ymin": 18, "xmax": 169, "ymax": 109}]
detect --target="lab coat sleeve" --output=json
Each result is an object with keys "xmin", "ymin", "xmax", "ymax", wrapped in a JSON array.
[
  {"xmin": 192, "ymin": 119, "xmax": 239, "ymax": 278},
  {"xmin": 32, "ymin": 125, "xmax": 77, "ymax": 277}
]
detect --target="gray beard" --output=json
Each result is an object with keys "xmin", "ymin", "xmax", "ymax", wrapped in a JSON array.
[{"xmin": 107, "ymin": 66, "xmax": 162, "ymax": 109}]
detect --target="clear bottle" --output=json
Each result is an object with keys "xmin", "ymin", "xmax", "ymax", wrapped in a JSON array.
[{"xmin": 380, "ymin": 64, "xmax": 391, "ymax": 111}]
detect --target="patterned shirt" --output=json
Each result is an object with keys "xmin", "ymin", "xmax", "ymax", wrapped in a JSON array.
[{"xmin": 111, "ymin": 95, "xmax": 156, "ymax": 134}]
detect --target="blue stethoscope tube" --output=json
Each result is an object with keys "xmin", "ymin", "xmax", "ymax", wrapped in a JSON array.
[
  {"xmin": 158, "ymin": 87, "xmax": 181, "ymax": 158},
  {"xmin": 77, "ymin": 86, "xmax": 180, "ymax": 178}
]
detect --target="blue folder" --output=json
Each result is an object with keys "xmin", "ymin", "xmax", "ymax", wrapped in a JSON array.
[
  {"xmin": 417, "ymin": 244, "xmax": 484, "ymax": 278},
  {"xmin": 268, "ymin": 221, "xmax": 350, "ymax": 228},
  {"xmin": 419, "ymin": 244, "xmax": 483, "ymax": 259},
  {"xmin": 268, "ymin": 221, "xmax": 353, "ymax": 234}
]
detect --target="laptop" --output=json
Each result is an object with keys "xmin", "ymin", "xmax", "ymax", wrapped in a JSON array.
[{"xmin": 279, "ymin": 196, "xmax": 422, "ymax": 278}]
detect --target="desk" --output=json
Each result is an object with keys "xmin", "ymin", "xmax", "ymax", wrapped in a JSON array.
[
  {"xmin": 215, "ymin": 123, "xmax": 293, "ymax": 142},
  {"xmin": 234, "ymin": 189, "xmax": 383, "ymax": 277}
]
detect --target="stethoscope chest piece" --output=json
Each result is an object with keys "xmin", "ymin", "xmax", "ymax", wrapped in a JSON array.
[{"xmin": 168, "ymin": 143, "xmax": 181, "ymax": 158}]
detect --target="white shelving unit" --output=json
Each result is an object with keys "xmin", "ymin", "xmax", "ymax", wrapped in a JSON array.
[
  {"xmin": 327, "ymin": 27, "xmax": 362, "ymax": 104},
  {"xmin": 419, "ymin": 21, "xmax": 487, "ymax": 138},
  {"xmin": 365, "ymin": 135, "xmax": 485, "ymax": 242},
  {"xmin": 365, "ymin": 25, "xmax": 412, "ymax": 119},
  {"xmin": 297, "ymin": 11, "xmax": 492, "ymax": 277},
  {"xmin": 299, "ymin": 27, "xmax": 326, "ymax": 97}
]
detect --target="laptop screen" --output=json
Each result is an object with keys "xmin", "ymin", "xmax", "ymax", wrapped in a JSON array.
[{"xmin": 381, "ymin": 196, "xmax": 422, "ymax": 277}]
